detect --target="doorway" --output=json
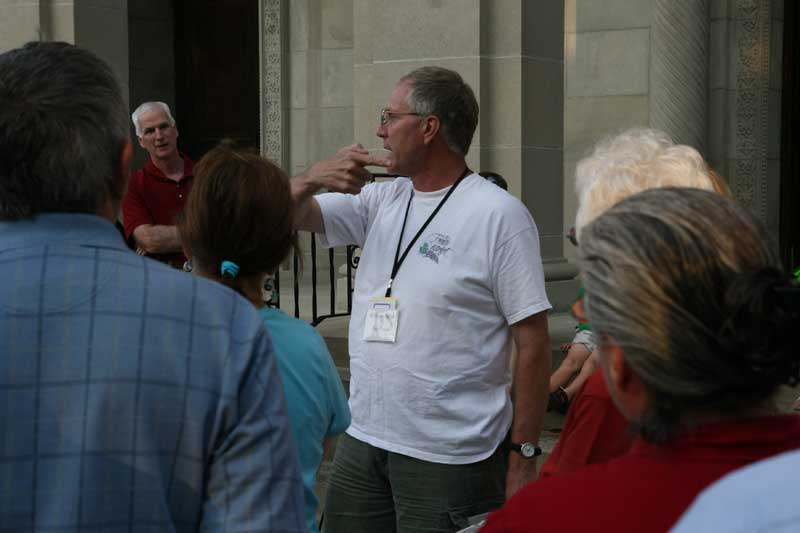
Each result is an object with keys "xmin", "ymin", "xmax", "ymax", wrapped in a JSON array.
[{"xmin": 173, "ymin": 0, "xmax": 261, "ymax": 159}]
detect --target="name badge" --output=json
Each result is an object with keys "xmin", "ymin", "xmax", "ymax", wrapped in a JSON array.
[{"xmin": 363, "ymin": 296, "xmax": 399, "ymax": 343}]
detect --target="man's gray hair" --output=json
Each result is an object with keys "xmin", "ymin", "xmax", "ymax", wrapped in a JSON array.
[
  {"xmin": 574, "ymin": 128, "xmax": 713, "ymax": 238},
  {"xmin": 399, "ymin": 66, "xmax": 479, "ymax": 156},
  {"xmin": 131, "ymin": 101, "xmax": 176, "ymax": 137},
  {"xmin": 580, "ymin": 188, "xmax": 792, "ymax": 442},
  {"xmin": 0, "ymin": 42, "xmax": 129, "ymax": 220}
]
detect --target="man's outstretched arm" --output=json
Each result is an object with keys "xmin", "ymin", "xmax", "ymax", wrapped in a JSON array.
[{"xmin": 292, "ymin": 144, "xmax": 389, "ymax": 233}]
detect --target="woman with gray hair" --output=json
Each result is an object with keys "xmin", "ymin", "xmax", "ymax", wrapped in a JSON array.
[{"xmin": 482, "ymin": 188, "xmax": 800, "ymax": 532}]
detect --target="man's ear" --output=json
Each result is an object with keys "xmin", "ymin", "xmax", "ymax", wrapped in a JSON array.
[
  {"xmin": 137, "ymin": 135, "xmax": 146, "ymax": 150},
  {"xmin": 422, "ymin": 115, "xmax": 440, "ymax": 146}
]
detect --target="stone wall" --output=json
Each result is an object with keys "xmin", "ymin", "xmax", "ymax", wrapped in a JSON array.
[
  {"xmin": 562, "ymin": 0, "xmax": 653, "ymax": 262},
  {"xmin": 563, "ymin": 0, "xmax": 784, "ymax": 258},
  {"xmin": 0, "ymin": 0, "xmax": 128, "ymax": 109},
  {"xmin": 708, "ymin": 0, "xmax": 783, "ymax": 236},
  {"xmin": 286, "ymin": 0, "xmax": 355, "ymax": 176},
  {"xmin": 351, "ymin": 0, "xmax": 565, "ymax": 263}
]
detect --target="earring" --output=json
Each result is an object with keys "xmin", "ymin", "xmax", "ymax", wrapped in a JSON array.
[{"xmin": 182, "ymin": 260, "xmax": 193, "ymax": 273}]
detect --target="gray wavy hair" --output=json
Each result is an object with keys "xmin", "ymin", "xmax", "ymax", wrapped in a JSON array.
[
  {"xmin": 0, "ymin": 42, "xmax": 129, "ymax": 220},
  {"xmin": 574, "ymin": 128, "xmax": 713, "ymax": 239},
  {"xmin": 131, "ymin": 101, "xmax": 176, "ymax": 137},
  {"xmin": 580, "ymin": 188, "xmax": 796, "ymax": 441},
  {"xmin": 399, "ymin": 66, "xmax": 479, "ymax": 156}
]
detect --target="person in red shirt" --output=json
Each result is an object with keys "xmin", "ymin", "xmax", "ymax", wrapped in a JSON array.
[
  {"xmin": 122, "ymin": 101, "xmax": 193, "ymax": 268},
  {"xmin": 539, "ymin": 368, "xmax": 632, "ymax": 478},
  {"xmin": 482, "ymin": 187, "xmax": 800, "ymax": 533}
]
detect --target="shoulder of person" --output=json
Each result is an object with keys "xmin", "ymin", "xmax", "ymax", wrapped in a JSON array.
[{"xmin": 463, "ymin": 174, "xmax": 529, "ymax": 212}]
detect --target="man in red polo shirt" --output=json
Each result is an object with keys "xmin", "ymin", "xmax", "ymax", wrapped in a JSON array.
[{"xmin": 122, "ymin": 101, "xmax": 193, "ymax": 268}]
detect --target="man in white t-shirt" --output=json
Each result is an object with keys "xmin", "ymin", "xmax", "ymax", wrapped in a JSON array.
[{"xmin": 292, "ymin": 66, "xmax": 552, "ymax": 532}]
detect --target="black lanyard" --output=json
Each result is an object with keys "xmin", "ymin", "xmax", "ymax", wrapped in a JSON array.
[{"xmin": 385, "ymin": 168, "xmax": 471, "ymax": 297}]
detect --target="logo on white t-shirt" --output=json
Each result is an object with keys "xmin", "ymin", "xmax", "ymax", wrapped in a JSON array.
[{"xmin": 418, "ymin": 233, "xmax": 451, "ymax": 264}]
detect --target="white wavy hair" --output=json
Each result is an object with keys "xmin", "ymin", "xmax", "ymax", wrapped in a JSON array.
[
  {"xmin": 131, "ymin": 101, "xmax": 175, "ymax": 137},
  {"xmin": 574, "ymin": 128, "xmax": 714, "ymax": 238}
]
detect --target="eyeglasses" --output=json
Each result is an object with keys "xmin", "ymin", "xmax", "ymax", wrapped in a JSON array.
[{"xmin": 380, "ymin": 107, "xmax": 422, "ymax": 126}]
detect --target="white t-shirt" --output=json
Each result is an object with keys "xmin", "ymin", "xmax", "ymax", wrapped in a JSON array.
[{"xmin": 317, "ymin": 174, "xmax": 551, "ymax": 464}]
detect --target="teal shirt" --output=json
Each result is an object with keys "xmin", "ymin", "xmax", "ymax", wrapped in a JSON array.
[{"xmin": 260, "ymin": 307, "xmax": 351, "ymax": 533}]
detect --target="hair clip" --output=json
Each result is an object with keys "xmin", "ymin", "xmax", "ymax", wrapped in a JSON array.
[
  {"xmin": 793, "ymin": 266, "xmax": 800, "ymax": 284},
  {"xmin": 221, "ymin": 260, "xmax": 240, "ymax": 278}
]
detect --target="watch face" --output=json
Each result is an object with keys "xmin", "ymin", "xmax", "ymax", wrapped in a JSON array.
[{"xmin": 521, "ymin": 443, "xmax": 536, "ymax": 458}]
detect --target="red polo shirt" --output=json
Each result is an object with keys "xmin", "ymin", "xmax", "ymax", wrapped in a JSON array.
[
  {"xmin": 483, "ymin": 414, "xmax": 800, "ymax": 533},
  {"xmin": 539, "ymin": 369, "xmax": 633, "ymax": 478},
  {"xmin": 122, "ymin": 154, "xmax": 194, "ymax": 267}
]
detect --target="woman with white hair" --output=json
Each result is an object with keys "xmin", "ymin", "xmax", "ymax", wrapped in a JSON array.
[
  {"xmin": 483, "ymin": 187, "xmax": 800, "ymax": 532},
  {"xmin": 540, "ymin": 128, "xmax": 717, "ymax": 479}
]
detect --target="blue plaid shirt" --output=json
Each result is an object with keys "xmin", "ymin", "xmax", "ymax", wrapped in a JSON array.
[{"xmin": 0, "ymin": 214, "xmax": 305, "ymax": 532}]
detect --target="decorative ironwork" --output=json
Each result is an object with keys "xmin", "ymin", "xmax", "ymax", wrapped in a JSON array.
[{"xmin": 267, "ymin": 232, "xmax": 359, "ymax": 326}]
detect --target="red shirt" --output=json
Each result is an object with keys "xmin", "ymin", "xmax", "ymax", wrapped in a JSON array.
[
  {"xmin": 483, "ymin": 415, "xmax": 800, "ymax": 533},
  {"xmin": 539, "ymin": 369, "xmax": 633, "ymax": 477},
  {"xmin": 122, "ymin": 154, "xmax": 194, "ymax": 267}
]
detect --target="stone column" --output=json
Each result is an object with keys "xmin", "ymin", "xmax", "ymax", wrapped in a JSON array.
[
  {"xmin": 650, "ymin": 0, "xmax": 710, "ymax": 152},
  {"xmin": 708, "ymin": 0, "xmax": 781, "ymax": 235},
  {"xmin": 0, "ymin": 0, "xmax": 80, "ymax": 54},
  {"xmin": 353, "ymin": 0, "xmax": 572, "ymax": 307}
]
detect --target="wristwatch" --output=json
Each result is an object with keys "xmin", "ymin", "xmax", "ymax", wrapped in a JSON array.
[{"xmin": 510, "ymin": 441, "xmax": 542, "ymax": 459}]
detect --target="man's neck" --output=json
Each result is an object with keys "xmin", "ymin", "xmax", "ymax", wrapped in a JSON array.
[
  {"xmin": 410, "ymin": 153, "xmax": 469, "ymax": 192},
  {"xmin": 151, "ymin": 152, "xmax": 184, "ymax": 181}
]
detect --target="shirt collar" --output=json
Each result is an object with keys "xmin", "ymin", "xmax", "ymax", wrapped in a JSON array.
[
  {"xmin": 144, "ymin": 152, "xmax": 194, "ymax": 180},
  {"xmin": 0, "ymin": 213, "xmax": 129, "ymax": 252}
]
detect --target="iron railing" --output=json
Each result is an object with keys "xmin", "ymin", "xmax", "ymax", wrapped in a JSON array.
[{"xmin": 267, "ymin": 233, "xmax": 360, "ymax": 326}]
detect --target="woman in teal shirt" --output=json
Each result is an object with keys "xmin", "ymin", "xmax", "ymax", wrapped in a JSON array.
[{"xmin": 178, "ymin": 144, "xmax": 351, "ymax": 532}]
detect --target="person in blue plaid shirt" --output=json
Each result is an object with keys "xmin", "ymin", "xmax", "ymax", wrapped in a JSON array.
[{"xmin": 0, "ymin": 42, "xmax": 305, "ymax": 532}]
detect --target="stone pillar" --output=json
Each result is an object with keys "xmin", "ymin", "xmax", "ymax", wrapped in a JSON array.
[
  {"xmin": 283, "ymin": 0, "xmax": 355, "ymax": 176},
  {"xmin": 261, "ymin": 0, "xmax": 285, "ymax": 165},
  {"xmin": 708, "ymin": 0, "xmax": 781, "ymax": 235},
  {"xmin": 563, "ymin": 0, "xmax": 652, "ymax": 265},
  {"xmin": 650, "ymin": 0, "xmax": 710, "ymax": 152},
  {"xmin": 0, "ymin": 0, "xmax": 79, "ymax": 54},
  {"xmin": 353, "ymin": 0, "xmax": 571, "ymax": 306},
  {"xmin": 0, "ymin": 1, "xmax": 40, "ymax": 54}
]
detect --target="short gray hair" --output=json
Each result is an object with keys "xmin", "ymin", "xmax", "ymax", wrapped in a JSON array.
[
  {"xmin": 399, "ymin": 67, "xmax": 479, "ymax": 156},
  {"xmin": 132, "ymin": 101, "xmax": 175, "ymax": 137},
  {"xmin": 580, "ymin": 188, "xmax": 796, "ymax": 441},
  {"xmin": 0, "ymin": 42, "xmax": 129, "ymax": 220},
  {"xmin": 574, "ymin": 128, "xmax": 713, "ymax": 238}
]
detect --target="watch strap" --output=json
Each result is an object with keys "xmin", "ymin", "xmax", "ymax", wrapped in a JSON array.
[{"xmin": 510, "ymin": 441, "xmax": 542, "ymax": 458}]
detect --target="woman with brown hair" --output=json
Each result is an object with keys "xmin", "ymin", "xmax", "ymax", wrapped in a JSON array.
[{"xmin": 178, "ymin": 145, "xmax": 350, "ymax": 533}]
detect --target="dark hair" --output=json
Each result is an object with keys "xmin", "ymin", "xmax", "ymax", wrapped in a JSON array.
[
  {"xmin": 580, "ymin": 188, "xmax": 799, "ymax": 442},
  {"xmin": 400, "ymin": 66, "xmax": 479, "ymax": 156},
  {"xmin": 479, "ymin": 171, "xmax": 508, "ymax": 191},
  {"xmin": 177, "ymin": 144, "xmax": 298, "ymax": 297},
  {"xmin": 0, "ymin": 42, "xmax": 129, "ymax": 220}
]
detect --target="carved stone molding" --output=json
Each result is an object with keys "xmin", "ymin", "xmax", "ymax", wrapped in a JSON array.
[
  {"xmin": 260, "ymin": 0, "xmax": 284, "ymax": 164},
  {"xmin": 650, "ymin": 0, "xmax": 710, "ymax": 153},
  {"xmin": 730, "ymin": 0, "xmax": 771, "ymax": 222}
]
